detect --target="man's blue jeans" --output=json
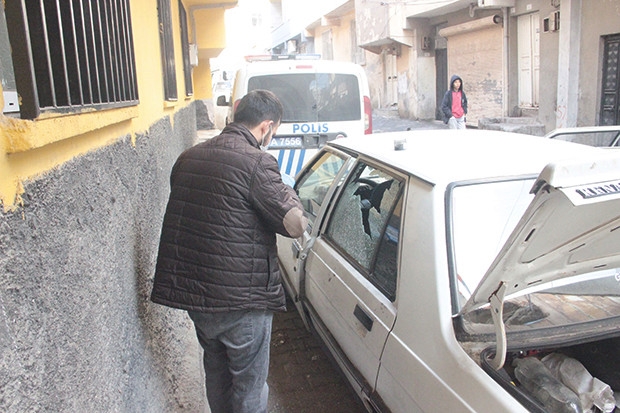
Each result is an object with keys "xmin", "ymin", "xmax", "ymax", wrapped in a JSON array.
[{"xmin": 188, "ymin": 309, "xmax": 273, "ymax": 413}]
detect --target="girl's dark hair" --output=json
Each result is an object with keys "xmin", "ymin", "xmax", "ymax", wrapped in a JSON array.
[{"xmin": 234, "ymin": 89, "xmax": 283, "ymax": 128}]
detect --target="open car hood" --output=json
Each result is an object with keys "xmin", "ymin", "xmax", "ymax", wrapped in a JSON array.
[{"xmin": 459, "ymin": 152, "xmax": 620, "ymax": 369}]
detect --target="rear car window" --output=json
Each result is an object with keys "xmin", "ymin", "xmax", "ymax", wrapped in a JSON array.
[{"xmin": 248, "ymin": 73, "xmax": 361, "ymax": 123}]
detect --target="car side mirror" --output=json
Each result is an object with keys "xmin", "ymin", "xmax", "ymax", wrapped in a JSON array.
[{"xmin": 216, "ymin": 95, "xmax": 230, "ymax": 106}]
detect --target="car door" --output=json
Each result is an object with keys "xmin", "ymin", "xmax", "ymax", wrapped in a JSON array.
[
  {"xmin": 277, "ymin": 147, "xmax": 353, "ymax": 323},
  {"xmin": 304, "ymin": 159, "xmax": 403, "ymax": 399}
]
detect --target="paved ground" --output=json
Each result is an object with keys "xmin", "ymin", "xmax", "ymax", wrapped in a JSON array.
[
  {"xmin": 196, "ymin": 107, "xmax": 447, "ymax": 143},
  {"xmin": 267, "ymin": 297, "xmax": 366, "ymax": 413},
  {"xmin": 196, "ymin": 109, "xmax": 447, "ymax": 413},
  {"xmin": 372, "ymin": 107, "xmax": 447, "ymax": 133}
]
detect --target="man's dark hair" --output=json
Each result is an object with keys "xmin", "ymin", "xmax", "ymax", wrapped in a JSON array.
[{"xmin": 234, "ymin": 89, "xmax": 283, "ymax": 128}]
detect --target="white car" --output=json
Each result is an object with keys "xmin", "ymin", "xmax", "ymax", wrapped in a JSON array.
[
  {"xmin": 545, "ymin": 125, "xmax": 620, "ymax": 147},
  {"xmin": 277, "ymin": 129, "xmax": 620, "ymax": 413}
]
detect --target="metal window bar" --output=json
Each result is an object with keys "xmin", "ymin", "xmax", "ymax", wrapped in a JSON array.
[
  {"xmin": 120, "ymin": 0, "xmax": 137, "ymax": 102},
  {"xmin": 39, "ymin": 0, "xmax": 57, "ymax": 108},
  {"xmin": 76, "ymin": 0, "xmax": 93, "ymax": 105},
  {"xmin": 55, "ymin": 0, "xmax": 72, "ymax": 107},
  {"xmin": 111, "ymin": 0, "xmax": 124, "ymax": 101},
  {"xmin": 95, "ymin": 0, "xmax": 110, "ymax": 103},
  {"xmin": 85, "ymin": 0, "xmax": 101, "ymax": 104},
  {"xmin": 102, "ymin": 0, "xmax": 114, "ymax": 102},
  {"xmin": 110, "ymin": 0, "xmax": 122, "ymax": 102},
  {"xmin": 5, "ymin": 0, "xmax": 138, "ymax": 119},
  {"xmin": 69, "ymin": 0, "xmax": 85, "ymax": 106}
]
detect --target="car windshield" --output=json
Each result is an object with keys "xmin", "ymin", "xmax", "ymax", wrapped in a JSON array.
[
  {"xmin": 248, "ymin": 73, "xmax": 361, "ymax": 123},
  {"xmin": 449, "ymin": 178, "xmax": 620, "ymax": 334}
]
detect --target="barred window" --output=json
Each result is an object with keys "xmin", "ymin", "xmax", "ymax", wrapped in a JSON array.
[
  {"xmin": 158, "ymin": 0, "xmax": 177, "ymax": 101},
  {"xmin": 178, "ymin": 0, "xmax": 193, "ymax": 97},
  {"xmin": 5, "ymin": 0, "xmax": 139, "ymax": 120}
]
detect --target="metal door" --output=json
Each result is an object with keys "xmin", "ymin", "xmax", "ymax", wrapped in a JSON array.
[
  {"xmin": 600, "ymin": 34, "xmax": 620, "ymax": 126},
  {"xmin": 518, "ymin": 13, "xmax": 540, "ymax": 108}
]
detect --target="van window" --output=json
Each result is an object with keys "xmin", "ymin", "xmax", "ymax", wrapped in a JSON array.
[{"xmin": 248, "ymin": 73, "xmax": 361, "ymax": 123}]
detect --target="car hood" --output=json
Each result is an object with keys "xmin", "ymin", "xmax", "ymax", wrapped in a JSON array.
[
  {"xmin": 458, "ymin": 152, "xmax": 620, "ymax": 368},
  {"xmin": 461, "ymin": 152, "xmax": 620, "ymax": 314}
]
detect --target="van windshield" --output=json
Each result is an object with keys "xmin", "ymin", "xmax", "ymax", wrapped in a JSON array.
[{"xmin": 248, "ymin": 73, "xmax": 361, "ymax": 123}]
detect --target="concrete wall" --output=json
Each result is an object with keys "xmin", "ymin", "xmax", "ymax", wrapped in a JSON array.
[
  {"xmin": 365, "ymin": 52, "xmax": 384, "ymax": 109},
  {"xmin": 512, "ymin": 0, "xmax": 620, "ymax": 132},
  {"xmin": 439, "ymin": 13, "xmax": 504, "ymax": 127},
  {"xmin": 578, "ymin": 0, "xmax": 620, "ymax": 127},
  {"xmin": 399, "ymin": 20, "xmax": 438, "ymax": 120},
  {"xmin": 0, "ymin": 106, "xmax": 203, "ymax": 412}
]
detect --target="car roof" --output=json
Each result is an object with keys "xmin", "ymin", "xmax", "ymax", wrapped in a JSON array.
[{"xmin": 327, "ymin": 129, "xmax": 606, "ymax": 186}]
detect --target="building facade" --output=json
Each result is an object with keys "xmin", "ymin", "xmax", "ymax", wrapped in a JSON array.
[
  {"xmin": 270, "ymin": 0, "xmax": 620, "ymax": 133},
  {"xmin": 0, "ymin": 1, "xmax": 235, "ymax": 411}
]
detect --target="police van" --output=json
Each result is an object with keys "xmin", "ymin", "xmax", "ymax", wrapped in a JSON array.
[{"xmin": 217, "ymin": 55, "xmax": 372, "ymax": 177}]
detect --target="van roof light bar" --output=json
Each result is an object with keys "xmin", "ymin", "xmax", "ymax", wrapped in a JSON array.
[{"xmin": 244, "ymin": 54, "xmax": 321, "ymax": 62}]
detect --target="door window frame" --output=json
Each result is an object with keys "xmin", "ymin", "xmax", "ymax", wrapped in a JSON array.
[{"xmin": 321, "ymin": 158, "xmax": 405, "ymax": 301}]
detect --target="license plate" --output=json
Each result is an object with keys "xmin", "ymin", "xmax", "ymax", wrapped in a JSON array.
[{"xmin": 269, "ymin": 136, "xmax": 303, "ymax": 149}]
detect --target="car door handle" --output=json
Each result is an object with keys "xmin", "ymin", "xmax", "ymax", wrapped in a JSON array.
[
  {"xmin": 291, "ymin": 240, "xmax": 303, "ymax": 259},
  {"xmin": 353, "ymin": 304, "xmax": 373, "ymax": 332}
]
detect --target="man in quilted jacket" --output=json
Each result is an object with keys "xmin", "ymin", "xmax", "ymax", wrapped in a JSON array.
[{"xmin": 151, "ymin": 90, "xmax": 307, "ymax": 413}]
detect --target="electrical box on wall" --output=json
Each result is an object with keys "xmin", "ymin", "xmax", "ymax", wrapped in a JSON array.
[
  {"xmin": 387, "ymin": 44, "xmax": 401, "ymax": 56},
  {"xmin": 189, "ymin": 44, "xmax": 198, "ymax": 67},
  {"xmin": 543, "ymin": 11, "xmax": 560, "ymax": 32},
  {"xmin": 422, "ymin": 36, "xmax": 432, "ymax": 51},
  {"xmin": 3, "ymin": 91, "xmax": 19, "ymax": 113}
]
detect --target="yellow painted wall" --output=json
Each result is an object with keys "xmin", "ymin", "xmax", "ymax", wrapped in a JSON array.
[
  {"xmin": 314, "ymin": 11, "xmax": 356, "ymax": 62},
  {"xmin": 195, "ymin": 8, "xmax": 226, "ymax": 49},
  {"xmin": 194, "ymin": 61, "xmax": 215, "ymax": 100},
  {"xmin": 0, "ymin": 0, "xmax": 233, "ymax": 211}
]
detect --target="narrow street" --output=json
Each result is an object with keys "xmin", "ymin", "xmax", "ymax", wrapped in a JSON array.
[{"xmin": 267, "ymin": 297, "xmax": 367, "ymax": 413}]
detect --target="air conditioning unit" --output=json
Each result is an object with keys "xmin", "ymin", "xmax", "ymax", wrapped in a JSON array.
[
  {"xmin": 543, "ymin": 11, "xmax": 560, "ymax": 33},
  {"xmin": 477, "ymin": 0, "xmax": 515, "ymax": 7}
]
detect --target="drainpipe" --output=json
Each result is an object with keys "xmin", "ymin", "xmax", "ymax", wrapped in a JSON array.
[
  {"xmin": 556, "ymin": 0, "xmax": 581, "ymax": 128},
  {"xmin": 502, "ymin": 7, "xmax": 509, "ymax": 117}
]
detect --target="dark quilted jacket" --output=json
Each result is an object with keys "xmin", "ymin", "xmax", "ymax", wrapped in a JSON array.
[{"xmin": 151, "ymin": 123, "xmax": 304, "ymax": 313}]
